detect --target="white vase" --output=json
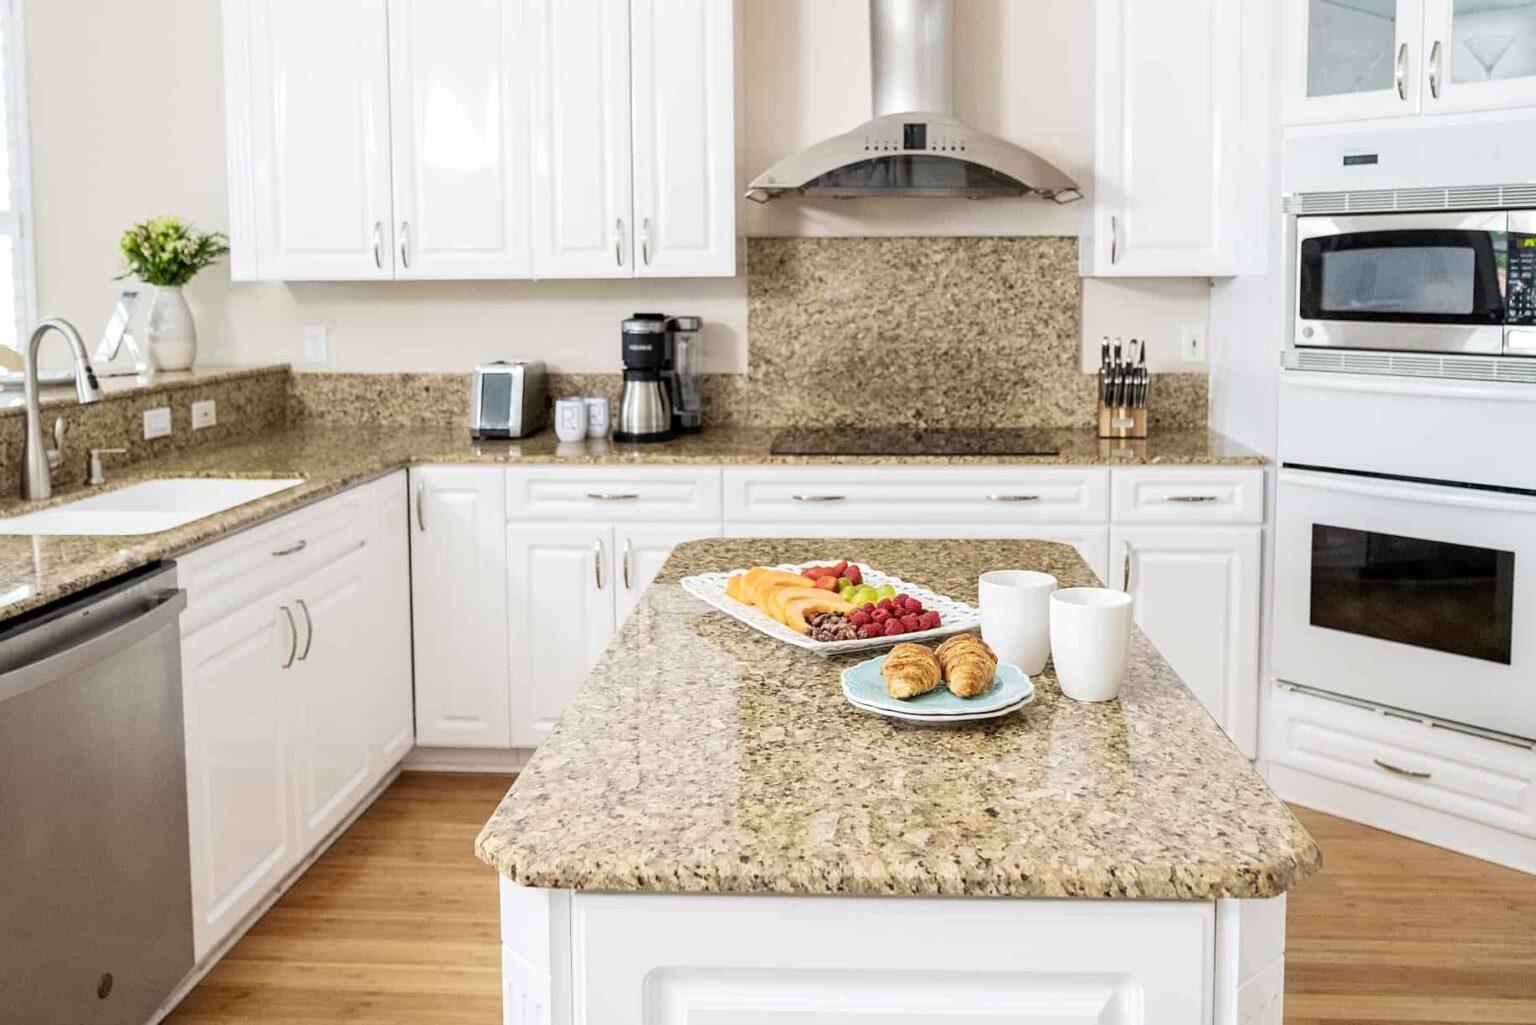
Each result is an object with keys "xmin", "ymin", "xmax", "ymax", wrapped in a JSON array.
[{"xmin": 146, "ymin": 285, "xmax": 197, "ymax": 372}]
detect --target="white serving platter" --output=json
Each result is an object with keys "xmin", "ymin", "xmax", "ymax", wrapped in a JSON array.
[{"xmin": 679, "ymin": 561, "xmax": 980, "ymax": 656}]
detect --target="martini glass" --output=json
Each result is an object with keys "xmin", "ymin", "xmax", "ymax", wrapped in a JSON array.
[{"xmin": 1464, "ymin": 35, "xmax": 1515, "ymax": 80}]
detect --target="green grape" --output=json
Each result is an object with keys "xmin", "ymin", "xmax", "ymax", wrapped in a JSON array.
[{"xmin": 875, "ymin": 584, "xmax": 897, "ymax": 600}]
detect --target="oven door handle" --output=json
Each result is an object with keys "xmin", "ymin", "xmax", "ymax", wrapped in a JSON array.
[
  {"xmin": 1280, "ymin": 468, "xmax": 1536, "ymax": 514},
  {"xmin": 1282, "ymin": 369, "xmax": 1535, "ymax": 405}
]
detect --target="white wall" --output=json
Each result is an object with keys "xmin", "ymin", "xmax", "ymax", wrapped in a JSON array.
[{"xmin": 24, "ymin": 0, "xmax": 1207, "ymax": 375}]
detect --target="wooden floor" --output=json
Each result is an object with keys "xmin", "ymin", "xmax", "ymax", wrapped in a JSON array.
[{"xmin": 166, "ymin": 773, "xmax": 1536, "ymax": 1025}]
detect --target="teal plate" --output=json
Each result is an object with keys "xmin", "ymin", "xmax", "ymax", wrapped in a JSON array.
[{"xmin": 841, "ymin": 653, "xmax": 1033, "ymax": 717}]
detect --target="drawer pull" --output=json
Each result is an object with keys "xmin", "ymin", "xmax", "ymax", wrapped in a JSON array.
[
  {"xmin": 271, "ymin": 540, "xmax": 308, "ymax": 558},
  {"xmin": 1163, "ymin": 495, "xmax": 1219, "ymax": 504},
  {"xmin": 586, "ymin": 493, "xmax": 640, "ymax": 502},
  {"xmin": 280, "ymin": 606, "xmax": 298, "ymax": 669},
  {"xmin": 296, "ymin": 598, "xmax": 314, "ymax": 661},
  {"xmin": 986, "ymin": 494, "xmax": 1042, "ymax": 503},
  {"xmin": 790, "ymin": 494, "xmax": 846, "ymax": 503},
  {"xmin": 1373, "ymin": 758, "xmax": 1431, "ymax": 780},
  {"xmin": 594, "ymin": 539, "xmax": 604, "ymax": 591}
]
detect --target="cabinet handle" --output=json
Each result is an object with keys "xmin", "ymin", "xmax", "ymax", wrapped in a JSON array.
[
  {"xmin": 296, "ymin": 598, "xmax": 314, "ymax": 661},
  {"xmin": 271, "ymin": 540, "xmax": 307, "ymax": 558},
  {"xmin": 1163, "ymin": 495, "xmax": 1218, "ymax": 504},
  {"xmin": 415, "ymin": 481, "xmax": 426, "ymax": 532},
  {"xmin": 641, "ymin": 217, "xmax": 652, "ymax": 266},
  {"xmin": 399, "ymin": 221, "xmax": 411, "ymax": 270},
  {"xmin": 1110, "ymin": 215, "xmax": 1119, "ymax": 264},
  {"xmin": 280, "ymin": 605, "xmax": 298, "ymax": 669},
  {"xmin": 622, "ymin": 537, "xmax": 632, "ymax": 590},
  {"xmin": 790, "ymin": 494, "xmax": 846, "ymax": 503},
  {"xmin": 614, "ymin": 219, "xmax": 624, "ymax": 267},
  {"xmin": 1374, "ymin": 757, "xmax": 1431, "ymax": 780},
  {"xmin": 1395, "ymin": 42, "xmax": 1409, "ymax": 100},
  {"xmin": 1428, "ymin": 39, "xmax": 1442, "ymax": 99},
  {"xmin": 594, "ymin": 539, "xmax": 604, "ymax": 590},
  {"xmin": 1122, "ymin": 542, "xmax": 1133, "ymax": 592},
  {"xmin": 986, "ymin": 494, "xmax": 1041, "ymax": 503},
  {"xmin": 586, "ymin": 493, "xmax": 640, "ymax": 502},
  {"xmin": 372, "ymin": 222, "xmax": 383, "ymax": 269}
]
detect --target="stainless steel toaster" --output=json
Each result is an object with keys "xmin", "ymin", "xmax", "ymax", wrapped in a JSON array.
[{"xmin": 470, "ymin": 361, "xmax": 547, "ymax": 439}]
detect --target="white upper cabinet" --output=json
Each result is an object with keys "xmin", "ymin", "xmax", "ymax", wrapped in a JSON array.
[
  {"xmin": 232, "ymin": 0, "xmax": 394, "ymax": 280},
  {"xmin": 630, "ymin": 0, "xmax": 738, "ymax": 277},
  {"xmin": 386, "ymin": 0, "xmax": 532, "ymax": 278},
  {"xmin": 1084, "ymin": 0, "xmax": 1263, "ymax": 277},
  {"xmin": 529, "ymin": 0, "xmax": 635, "ymax": 278},
  {"xmin": 1285, "ymin": 0, "xmax": 1536, "ymax": 126},
  {"xmin": 224, "ymin": 0, "xmax": 737, "ymax": 281}
]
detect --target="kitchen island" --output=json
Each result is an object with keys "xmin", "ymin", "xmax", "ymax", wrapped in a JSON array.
[{"xmin": 476, "ymin": 538, "xmax": 1319, "ymax": 1025}]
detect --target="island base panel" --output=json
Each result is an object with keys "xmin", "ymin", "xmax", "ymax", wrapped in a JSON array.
[{"xmin": 499, "ymin": 877, "xmax": 1286, "ymax": 1024}]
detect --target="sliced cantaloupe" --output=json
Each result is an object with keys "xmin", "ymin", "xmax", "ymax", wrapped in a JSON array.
[
  {"xmin": 741, "ymin": 569, "xmax": 809, "ymax": 608},
  {"xmin": 764, "ymin": 585, "xmax": 832, "ymax": 624},
  {"xmin": 784, "ymin": 595, "xmax": 855, "ymax": 633},
  {"xmin": 725, "ymin": 573, "xmax": 746, "ymax": 602}
]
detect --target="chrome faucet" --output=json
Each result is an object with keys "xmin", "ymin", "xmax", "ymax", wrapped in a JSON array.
[{"xmin": 23, "ymin": 317, "xmax": 105, "ymax": 501}]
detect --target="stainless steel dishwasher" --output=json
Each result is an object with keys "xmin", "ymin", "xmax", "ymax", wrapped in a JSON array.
[{"xmin": 0, "ymin": 563, "xmax": 194, "ymax": 1024}]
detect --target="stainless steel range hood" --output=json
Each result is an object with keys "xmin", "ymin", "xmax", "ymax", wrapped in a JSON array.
[{"xmin": 746, "ymin": 0, "xmax": 1081, "ymax": 204}]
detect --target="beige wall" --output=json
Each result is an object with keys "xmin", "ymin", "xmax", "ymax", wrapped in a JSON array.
[{"xmin": 24, "ymin": 0, "xmax": 1207, "ymax": 375}]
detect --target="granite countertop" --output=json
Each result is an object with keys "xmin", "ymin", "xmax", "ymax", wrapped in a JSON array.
[
  {"xmin": 0, "ymin": 423, "xmax": 1262, "ymax": 622},
  {"xmin": 476, "ymin": 537, "xmax": 1319, "ymax": 901}
]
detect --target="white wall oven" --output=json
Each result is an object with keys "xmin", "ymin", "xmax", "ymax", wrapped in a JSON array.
[{"xmin": 1295, "ymin": 209, "xmax": 1536, "ymax": 357}]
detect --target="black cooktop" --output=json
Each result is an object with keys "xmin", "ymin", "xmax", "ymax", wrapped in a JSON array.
[{"xmin": 769, "ymin": 427, "xmax": 1062, "ymax": 457}]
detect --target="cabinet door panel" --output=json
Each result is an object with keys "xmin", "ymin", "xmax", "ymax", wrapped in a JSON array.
[
  {"xmin": 387, "ymin": 0, "xmax": 532, "ymax": 278},
  {"xmin": 292, "ymin": 545, "xmax": 376, "ymax": 849},
  {"xmin": 508, "ymin": 524, "xmax": 615, "ymax": 748},
  {"xmin": 1422, "ymin": 0, "xmax": 1536, "ymax": 113},
  {"xmin": 411, "ymin": 467, "xmax": 511, "ymax": 748},
  {"xmin": 614, "ymin": 523, "xmax": 722, "ymax": 626},
  {"xmin": 247, "ymin": 0, "xmax": 394, "ymax": 279},
  {"xmin": 529, "ymin": 0, "xmax": 634, "ymax": 278},
  {"xmin": 630, "ymin": 0, "xmax": 737, "ymax": 277},
  {"xmin": 1283, "ymin": 0, "xmax": 1423, "ymax": 125},
  {"xmin": 365, "ymin": 474, "xmax": 415, "ymax": 768},
  {"xmin": 180, "ymin": 601, "xmax": 293, "ymax": 961},
  {"xmin": 1111, "ymin": 526, "xmax": 1260, "ymax": 756}
]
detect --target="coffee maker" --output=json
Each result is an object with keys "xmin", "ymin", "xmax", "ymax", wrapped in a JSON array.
[
  {"xmin": 614, "ymin": 314, "xmax": 673, "ymax": 443},
  {"xmin": 662, "ymin": 316, "xmax": 704, "ymax": 434}
]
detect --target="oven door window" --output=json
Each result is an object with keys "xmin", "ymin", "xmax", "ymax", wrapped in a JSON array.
[
  {"xmin": 1299, "ymin": 230, "xmax": 1507, "ymax": 325},
  {"xmin": 1311, "ymin": 525, "xmax": 1515, "ymax": 664}
]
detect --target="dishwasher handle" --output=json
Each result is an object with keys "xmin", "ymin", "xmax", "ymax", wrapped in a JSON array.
[{"xmin": 0, "ymin": 588, "xmax": 188, "ymax": 705}]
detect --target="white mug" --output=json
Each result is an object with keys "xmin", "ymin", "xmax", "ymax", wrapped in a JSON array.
[
  {"xmin": 584, "ymin": 396, "xmax": 610, "ymax": 438},
  {"xmin": 1048, "ymin": 587, "xmax": 1133, "ymax": 702},
  {"xmin": 554, "ymin": 397, "xmax": 587, "ymax": 443},
  {"xmin": 978, "ymin": 570, "xmax": 1057, "ymax": 676}
]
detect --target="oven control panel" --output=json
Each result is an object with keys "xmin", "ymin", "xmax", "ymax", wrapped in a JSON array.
[{"xmin": 1509, "ymin": 234, "xmax": 1536, "ymax": 326}]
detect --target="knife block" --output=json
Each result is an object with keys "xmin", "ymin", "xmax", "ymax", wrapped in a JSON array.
[{"xmin": 1097, "ymin": 404, "xmax": 1147, "ymax": 440}]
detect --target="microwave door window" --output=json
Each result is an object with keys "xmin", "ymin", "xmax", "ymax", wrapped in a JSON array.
[
  {"xmin": 1300, "ymin": 230, "xmax": 1507, "ymax": 324},
  {"xmin": 1310, "ymin": 525, "xmax": 1515, "ymax": 664}
]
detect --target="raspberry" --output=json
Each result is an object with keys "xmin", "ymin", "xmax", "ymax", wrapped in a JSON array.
[
  {"xmin": 871, "ymin": 608, "xmax": 891, "ymax": 623},
  {"xmin": 883, "ymin": 619, "xmax": 904, "ymax": 637},
  {"xmin": 900, "ymin": 613, "xmax": 922, "ymax": 632},
  {"xmin": 877, "ymin": 598, "xmax": 897, "ymax": 613},
  {"xmin": 901, "ymin": 596, "xmax": 923, "ymax": 613},
  {"xmin": 858, "ymin": 624, "xmax": 880, "ymax": 639},
  {"xmin": 848, "ymin": 609, "xmax": 871, "ymax": 627},
  {"xmin": 919, "ymin": 611, "xmax": 941, "ymax": 631}
]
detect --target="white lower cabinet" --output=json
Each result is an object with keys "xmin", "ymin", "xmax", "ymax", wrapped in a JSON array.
[
  {"xmin": 614, "ymin": 523, "xmax": 723, "ymax": 624},
  {"xmin": 180, "ymin": 472, "xmax": 412, "ymax": 961},
  {"xmin": 1112, "ymin": 525, "xmax": 1262, "ymax": 756}
]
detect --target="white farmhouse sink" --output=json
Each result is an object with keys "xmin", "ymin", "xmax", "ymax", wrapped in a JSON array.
[{"xmin": 0, "ymin": 478, "xmax": 306, "ymax": 535}]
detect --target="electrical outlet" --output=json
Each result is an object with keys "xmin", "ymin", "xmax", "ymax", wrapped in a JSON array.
[
  {"xmin": 143, "ymin": 406, "xmax": 172, "ymax": 440},
  {"xmin": 191, "ymin": 399, "xmax": 217, "ymax": 430},
  {"xmin": 304, "ymin": 325, "xmax": 329, "ymax": 363},
  {"xmin": 1180, "ymin": 324, "xmax": 1206, "ymax": 363}
]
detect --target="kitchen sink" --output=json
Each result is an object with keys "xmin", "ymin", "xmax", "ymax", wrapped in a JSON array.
[{"xmin": 0, "ymin": 477, "xmax": 306, "ymax": 535}]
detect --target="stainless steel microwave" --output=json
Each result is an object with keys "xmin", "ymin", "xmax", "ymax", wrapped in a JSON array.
[{"xmin": 1295, "ymin": 210, "xmax": 1536, "ymax": 357}]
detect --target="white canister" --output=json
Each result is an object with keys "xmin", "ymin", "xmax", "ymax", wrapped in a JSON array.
[
  {"xmin": 554, "ymin": 397, "xmax": 588, "ymax": 443},
  {"xmin": 978, "ymin": 570, "xmax": 1057, "ymax": 676},
  {"xmin": 1048, "ymin": 587, "xmax": 1134, "ymax": 702},
  {"xmin": 584, "ymin": 396, "xmax": 611, "ymax": 438}
]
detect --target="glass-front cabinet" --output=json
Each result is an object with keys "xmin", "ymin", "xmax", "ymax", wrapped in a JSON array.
[{"xmin": 1286, "ymin": 0, "xmax": 1536, "ymax": 125}]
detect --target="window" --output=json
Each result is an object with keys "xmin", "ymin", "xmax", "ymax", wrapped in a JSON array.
[{"xmin": 0, "ymin": 0, "xmax": 32, "ymax": 354}]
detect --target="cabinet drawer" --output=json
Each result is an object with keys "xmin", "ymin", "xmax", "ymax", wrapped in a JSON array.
[
  {"xmin": 1110, "ymin": 467, "xmax": 1264, "ymax": 524},
  {"xmin": 1271, "ymin": 686, "xmax": 1536, "ymax": 839},
  {"xmin": 506, "ymin": 467, "xmax": 721, "ymax": 521},
  {"xmin": 724, "ymin": 467, "xmax": 1109, "ymax": 525}
]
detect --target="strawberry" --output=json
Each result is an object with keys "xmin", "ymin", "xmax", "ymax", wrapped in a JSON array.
[
  {"xmin": 900, "ymin": 613, "xmax": 922, "ymax": 632},
  {"xmin": 830, "ymin": 560, "xmax": 849, "ymax": 576},
  {"xmin": 813, "ymin": 575, "xmax": 838, "ymax": 591},
  {"xmin": 919, "ymin": 611, "xmax": 941, "ymax": 631},
  {"xmin": 844, "ymin": 565, "xmax": 862, "ymax": 586},
  {"xmin": 883, "ymin": 619, "xmax": 904, "ymax": 637}
]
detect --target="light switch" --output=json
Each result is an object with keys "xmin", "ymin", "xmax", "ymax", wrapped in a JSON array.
[
  {"xmin": 1180, "ymin": 324, "xmax": 1206, "ymax": 363},
  {"xmin": 191, "ymin": 400, "xmax": 217, "ymax": 430},
  {"xmin": 143, "ymin": 407, "xmax": 172, "ymax": 440}
]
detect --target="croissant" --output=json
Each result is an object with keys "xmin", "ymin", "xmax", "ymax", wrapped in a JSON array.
[
  {"xmin": 881, "ymin": 642, "xmax": 942, "ymax": 700},
  {"xmin": 936, "ymin": 634, "xmax": 998, "ymax": 698}
]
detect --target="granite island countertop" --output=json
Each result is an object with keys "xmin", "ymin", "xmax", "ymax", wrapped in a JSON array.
[
  {"xmin": 0, "ymin": 424, "xmax": 1262, "ymax": 622},
  {"xmin": 475, "ymin": 537, "xmax": 1319, "ymax": 901}
]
